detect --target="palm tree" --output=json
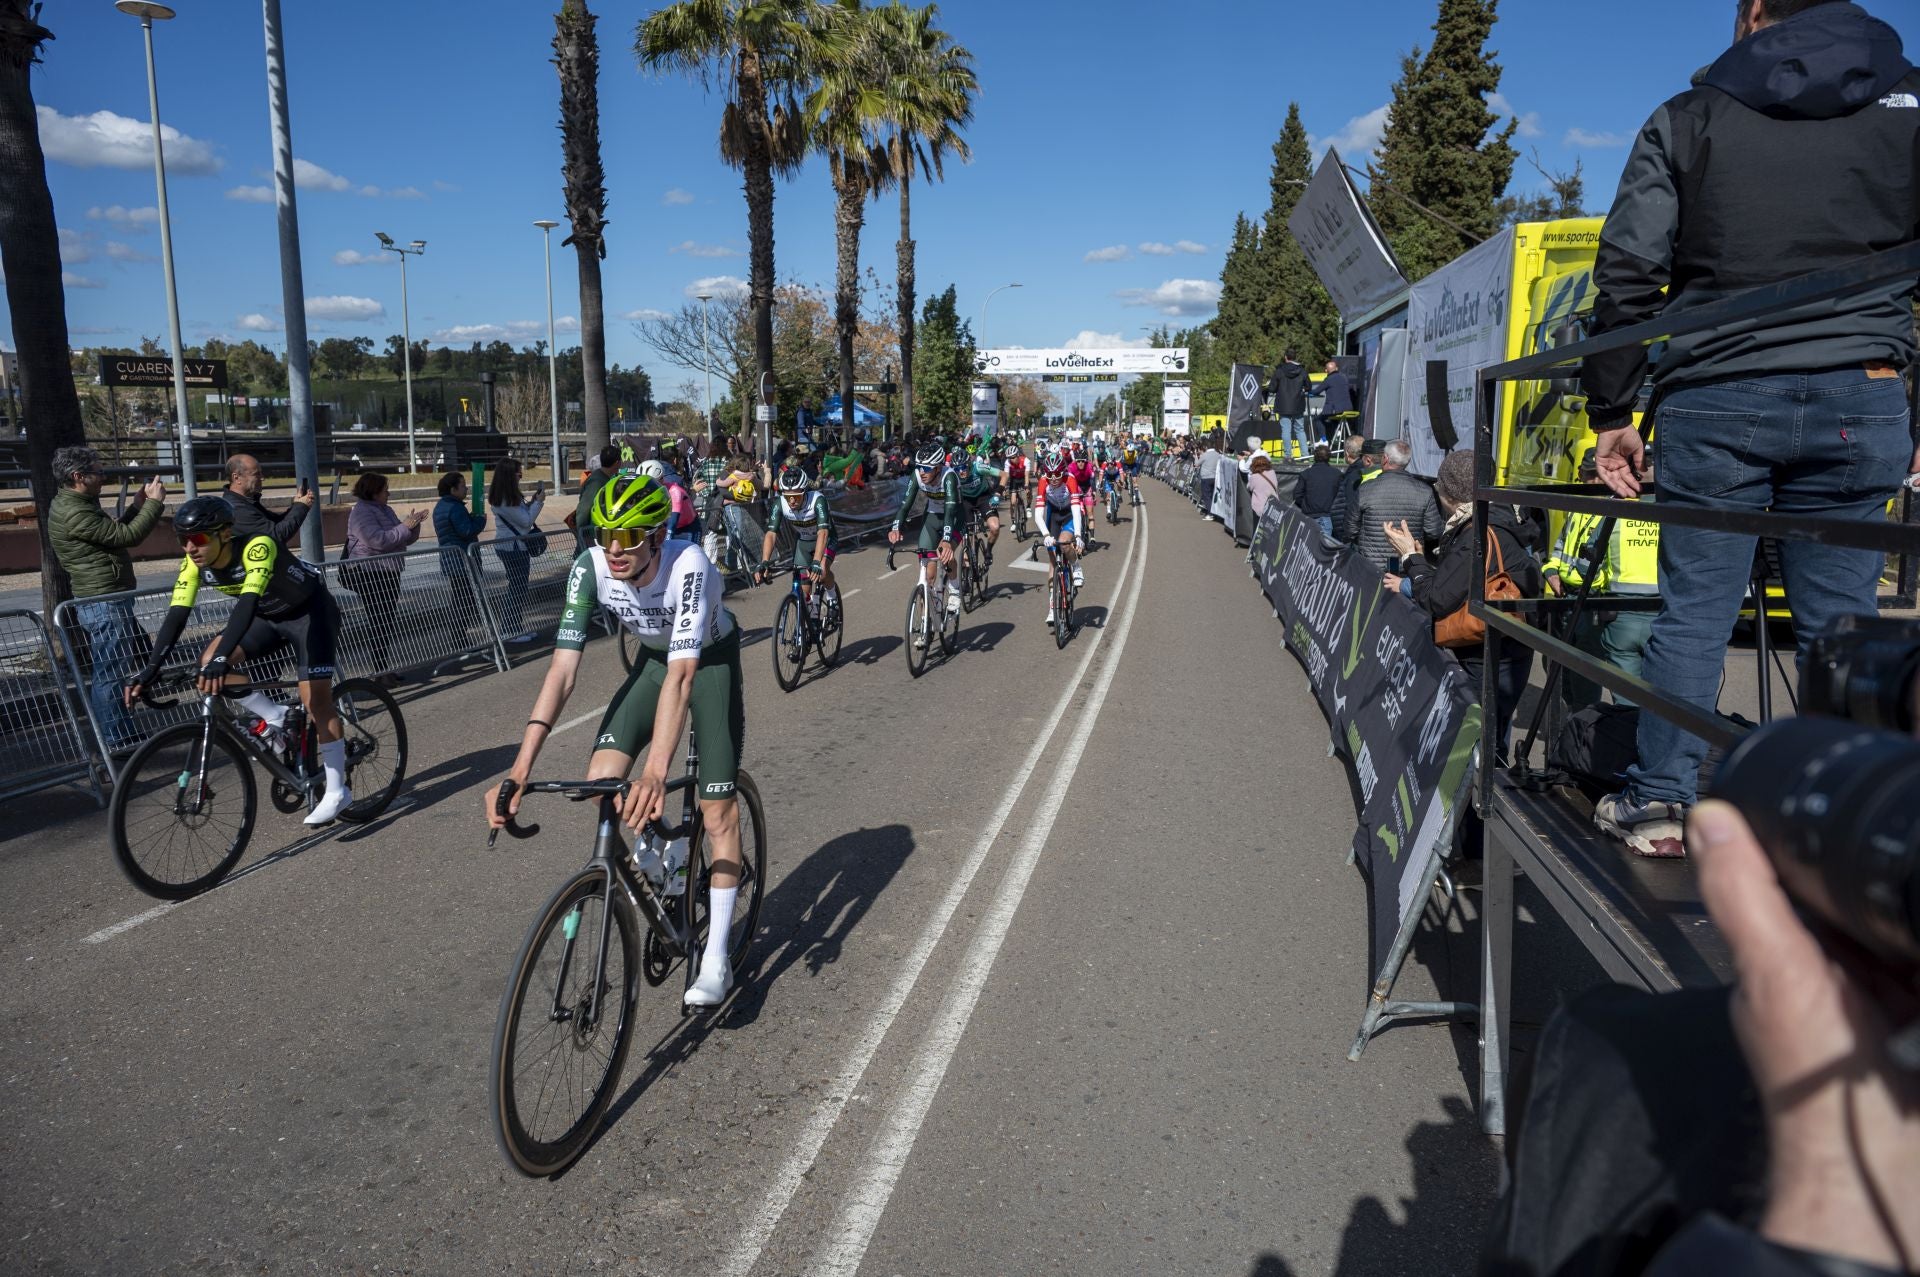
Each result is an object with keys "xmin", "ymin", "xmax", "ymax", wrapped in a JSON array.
[
  {"xmin": 1, "ymin": 0, "xmax": 88, "ymax": 616},
  {"xmin": 638, "ymin": 1, "xmax": 818, "ymax": 430},
  {"xmin": 555, "ymin": 0, "xmax": 611, "ymax": 459},
  {"xmin": 807, "ymin": 1, "xmax": 888, "ymax": 438},
  {"xmin": 869, "ymin": 3, "xmax": 974, "ymax": 437}
]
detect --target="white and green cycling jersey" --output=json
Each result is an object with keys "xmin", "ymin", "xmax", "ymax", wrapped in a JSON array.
[{"xmin": 555, "ymin": 541, "xmax": 736, "ymax": 660}]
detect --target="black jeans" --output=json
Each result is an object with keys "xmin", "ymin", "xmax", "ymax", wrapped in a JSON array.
[{"xmin": 1460, "ymin": 644, "xmax": 1535, "ymax": 765}]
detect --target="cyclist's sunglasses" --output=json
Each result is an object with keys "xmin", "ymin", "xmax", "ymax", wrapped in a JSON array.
[
  {"xmin": 596, "ymin": 526, "xmax": 655, "ymax": 555},
  {"xmin": 177, "ymin": 531, "xmax": 218, "ymax": 548}
]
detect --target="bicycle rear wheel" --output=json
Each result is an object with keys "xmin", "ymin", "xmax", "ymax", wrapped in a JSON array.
[
  {"xmin": 1053, "ymin": 567, "xmax": 1071, "ymax": 649},
  {"xmin": 905, "ymin": 586, "xmax": 929, "ymax": 678},
  {"xmin": 688, "ymin": 771, "xmax": 768, "ymax": 978},
  {"xmin": 109, "ymin": 722, "xmax": 257, "ymax": 899},
  {"xmin": 334, "ymin": 677, "xmax": 408, "ymax": 822},
  {"xmin": 818, "ymin": 588, "xmax": 844, "ymax": 666},
  {"xmin": 491, "ymin": 867, "xmax": 640, "ymax": 1177},
  {"xmin": 618, "ymin": 626, "xmax": 637, "ymax": 673},
  {"xmin": 772, "ymin": 595, "xmax": 805, "ymax": 692},
  {"xmin": 959, "ymin": 537, "xmax": 980, "ymax": 613}
]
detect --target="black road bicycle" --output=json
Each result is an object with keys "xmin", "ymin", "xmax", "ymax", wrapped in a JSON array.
[
  {"xmin": 1105, "ymin": 483, "xmax": 1122, "ymax": 525},
  {"xmin": 1009, "ymin": 490, "xmax": 1030, "ymax": 541},
  {"xmin": 109, "ymin": 675, "xmax": 408, "ymax": 899},
  {"xmin": 956, "ymin": 509, "xmax": 992, "ymax": 613},
  {"xmin": 488, "ymin": 732, "xmax": 766, "ymax": 1177},
  {"xmin": 768, "ymin": 565, "xmax": 844, "ymax": 691},
  {"xmin": 1045, "ymin": 541, "xmax": 1080, "ymax": 650}
]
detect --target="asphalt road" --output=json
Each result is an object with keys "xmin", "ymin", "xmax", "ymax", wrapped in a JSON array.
[{"xmin": 1, "ymin": 479, "xmax": 1602, "ymax": 1275}]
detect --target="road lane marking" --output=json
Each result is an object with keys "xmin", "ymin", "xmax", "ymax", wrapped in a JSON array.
[
  {"xmin": 811, "ymin": 506, "xmax": 1150, "ymax": 1276},
  {"xmin": 81, "ymin": 903, "xmax": 178, "ymax": 945},
  {"xmin": 555, "ymin": 705, "xmax": 604, "ymax": 735},
  {"xmin": 842, "ymin": 589, "xmax": 861, "ymax": 598},
  {"xmin": 721, "ymin": 510, "xmax": 1146, "ymax": 1277},
  {"xmin": 875, "ymin": 564, "xmax": 909, "ymax": 581}
]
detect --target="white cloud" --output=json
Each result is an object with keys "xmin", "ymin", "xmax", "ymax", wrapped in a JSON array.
[
  {"xmin": 63, "ymin": 271, "xmax": 106, "ymax": 289},
  {"xmin": 670, "ymin": 240, "xmax": 743, "ymax": 259},
  {"xmin": 305, "ymin": 295, "xmax": 385, "ymax": 321},
  {"xmin": 86, "ymin": 204, "xmax": 159, "ymax": 231},
  {"xmin": 662, "ymin": 187, "xmax": 696, "ymax": 206},
  {"xmin": 293, "ymin": 158, "xmax": 352, "ymax": 191},
  {"xmin": 1489, "ymin": 93, "xmax": 1544, "ymax": 140},
  {"xmin": 1115, "ymin": 278, "xmax": 1220, "ymax": 317},
  {"xmin": 428, "ymin": 318, "xmax": 580, "ymax": 345},
  {"xmin": 359, "ymin": 184, "xmax": 383, "ymax": 198},
  {"xmin": 1084, "ymin": 244, "xmax": 1130, "ymax": 263},
  {"xmin": 236, "ymin": 313, "xmax": 280, "ymax": 332},
  {"xmin": 1137, "ymin": 242, "xmax": 1174, "ymax": 256},
  {"xmin": 58, "ymin": 227, "xmax": 91, "ymax": 264},
  {"xmin": 105, "ymin": 241, "xmax": 155, "ymax": 263},
  {"xmin": 1175, "ymin": 240, "xmax": 1208, "ymax": 254},
  {"xmin": 389, "ymin": 186, "xmax": 426, "ymax": 200},
  {"xmin": 226, "ymin": 185, "xmax": 274, "ymax": 203},
  {"xmin": 332, "ymin": 249, "xmax": 388, "ymax": 266},
  {"xmin": 685, "ymin": 275, "xmax": 748, "ymax": 299},
  {"xmin": 36, "ymin": 106, "xmax": 221, "ymax": 175},
  {"xmin": 432, "ymin": 179, "xmax": 460, "ymax": 193},
  {"xmin": 623, "ymin": 308, "xmax": 672, "ymax": 322},
  {"xmin": 1564, "ymin": 127, "xmax": 1628, "ymax": 148},
  {"xmin": 1309, "ymin": 104, "xmax": 1391, "ymax": 164},
  {"xmin": 1060, "ymin": 330, "xmax": 1151, "ymax": 349}
]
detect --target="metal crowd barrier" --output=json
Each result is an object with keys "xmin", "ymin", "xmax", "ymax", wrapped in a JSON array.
[
  {"xmin": 1467, "ymin": 237, "xmax": 1920, "ymax": 1138},
  {"xmin": 0, "ymin": 609, "xmax": 104, "ymax": 807}
]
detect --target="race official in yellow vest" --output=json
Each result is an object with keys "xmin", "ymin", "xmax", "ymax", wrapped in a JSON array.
[{"xmin": 1557, "ymin": 452, "xmax": 1660, "ymax": 710}]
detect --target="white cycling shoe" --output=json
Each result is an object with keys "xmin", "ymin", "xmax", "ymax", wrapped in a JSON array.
[
  {"xmin": 304, "ymin": 786, "xmax": 353, "ymax": 826},
  {"xmin": 1071, "ymin": 565, "xmax": 1085, "ymax": 590},
  {"xmin": 945, "ymin": 585, "xmax": 962, "ymax": 614},
  {"xmin": 684, "ymin": 955, "xmax": 734, "ymax": 1008}
]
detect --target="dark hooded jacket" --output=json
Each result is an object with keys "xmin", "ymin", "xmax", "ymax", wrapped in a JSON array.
[{"xmin": 1581, "ymin": 2, "xmax": 1920, "ymax": 427}]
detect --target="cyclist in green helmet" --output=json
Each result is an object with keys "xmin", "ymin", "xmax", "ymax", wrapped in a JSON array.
[{"xmin": 485, "ymin": 471, "xmax": 748, "ymax": 1008}]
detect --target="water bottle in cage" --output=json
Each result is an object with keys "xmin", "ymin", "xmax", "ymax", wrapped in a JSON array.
[
  {"xmin": 660, "ymin": 835, "xmax": 689, "ymax": 897},
  {"xmin": 631, "ymin": 829, "xmax": 669, "ymax": 892},
  {"xmin": 282, "ymin": 707, "xmax": 308, "ymax": 769},
  {"xmin": 248, "ymin": 716, "xmax": 287, "ymax": 758}
]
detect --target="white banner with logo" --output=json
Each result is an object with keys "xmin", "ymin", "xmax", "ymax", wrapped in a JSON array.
[
  {"xmin": 1210, "ymin": 460, "xmax": 1239, "ymax": 524},
  {"xmin": 1162, "ymin": 380, "xmax": 1191, "ymax": 413},
  {"xmin": 1399, "ymin": 226, "xmax": 1513, "ymax": 476},
  {"xmin": 970, "ymin": 381, "xmax": 1000, "ymax": 439},
  {"xmin": 975, "ymin": 347, "xmax": 1190, "ymax": 376},
  {"xmin": 1164, "ymin": 412, "xmax": 1191, "ymax": 435},
  {"xmin": 1288, "ymin": 148, "xmax": 1408, "ymax": 319}
]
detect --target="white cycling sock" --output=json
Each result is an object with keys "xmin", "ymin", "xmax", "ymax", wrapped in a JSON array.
[
  {"xmin": 319, "ymin": 738, "xmax": 347, "ymax": 794},
  {"xmin": 703, "ymin": 885, "xmax": 737, "ymax": 970},
  {"xmin": 240, "ymin": 692, "xmax": 287, "ymax": 727}
]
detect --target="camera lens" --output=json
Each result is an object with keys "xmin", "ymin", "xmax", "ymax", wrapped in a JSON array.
[
  {"xmin": 1711, "ymin": 718, "xmax": 1920, "ymax": 966},
  {"xmin": 1803, "ymin": 617, "xmax": 1920, "ymax": 735}
]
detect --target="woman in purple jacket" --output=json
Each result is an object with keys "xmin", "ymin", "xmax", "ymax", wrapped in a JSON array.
[{"xmin": 344, "ymin": 471, "xmax": 426, "ymax": 686}]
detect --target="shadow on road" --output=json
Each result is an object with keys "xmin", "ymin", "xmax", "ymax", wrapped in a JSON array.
[
  {"xmin": 840, "ymin": 634, "xmax": 902, "ymax": 666},
  {"xmin": 955, "ymin": 620, "xmax": 1014, "ymax": 654}
]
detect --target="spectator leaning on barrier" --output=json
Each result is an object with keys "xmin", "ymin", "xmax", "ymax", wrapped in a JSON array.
[
  {"xmin": 1388, "ymin": 450, "xmax": 1544, "ymax": 761},
  {"xmin": 48, "ymin": 445, "xmax": 167, "ymax": 752},
  {"xmin": 1579, "ymin": 0, "xmax": 1920, "ymax": 859},
  {"xmin": 342, "ymin": 472, "xmax": 424, "ymax": 688},
  {"xmin": 433, "ymin": 470, "xmax": 488, "ymax": 644},
  {"xmin": 1266, "ymin": 350, "xmax": 1311, "ymax": 461},
  {"xmin": 1343, "ymin": 440, "xmax": 1440, "ymax": 572},
  {"xmin": 1245, "ymin": 452, "xmax": 1285, "ymax": 519},
  {"xmin": 224, "ymin": 453, "xmax": 313, "ymax": 548},
  {"xmin": 488, "ymin": 458, "xmax": 545, "ymax": 646},
  {"xmin": 1297, "ymin": 444, "xmax": 1343, "ymax": 541}
]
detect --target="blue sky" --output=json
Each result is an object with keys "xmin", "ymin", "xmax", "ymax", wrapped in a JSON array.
[{"xmin": 11, "ymin": 0, "xmax": 1896, "ymax": 391}]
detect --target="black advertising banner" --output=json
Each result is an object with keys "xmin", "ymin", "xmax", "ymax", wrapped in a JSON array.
[
  {"xmin": 101, "ymin": 356, "xmax": 228, "ymax": 389},
  {"xmin": 1249, "ymin": 502, "xmax": 1483, "ymax": 974},
  {"xmin": 1226, "ymin": 363, "xmax": 1267, "ymax": 449}
]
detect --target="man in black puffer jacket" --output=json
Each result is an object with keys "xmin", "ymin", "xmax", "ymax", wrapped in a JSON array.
[{"xmin": 1580, "ymin": 0, "xmax": 1920, "ymax": 859}]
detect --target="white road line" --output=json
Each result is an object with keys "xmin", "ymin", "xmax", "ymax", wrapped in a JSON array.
[
  {"xmin": 841, "ymin": 589, "xmax": 862, "ymax": 599},
  {"xmin": 80, "ymin": 903, "xmax": 178, "ymax": 945},
  {"xmin": 554, "ymin": 705, "xmax": 605, "ymax": 735},
  {"xmin": 720, "ymin": 508, "xmax": 1147, "ymax": 1277},
  {"xmin": 875, "ymin": 564, "xmax": 909, "ymax": 581},
  {"xmin": 811, "ymin": 506, "xmax": 1150, "ymax": 1277}
]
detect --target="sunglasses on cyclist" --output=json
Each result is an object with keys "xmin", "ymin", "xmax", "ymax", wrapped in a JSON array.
[
  {"xmin": 596, "ymin": 526, "xmax": 655, "ymax": 555},
  {"xmin": 177, "ymin": 531, "xmax": 217, "ymax": 548}
]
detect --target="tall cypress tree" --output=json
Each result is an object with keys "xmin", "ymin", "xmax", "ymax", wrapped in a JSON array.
[
  {"xmin": 1367, "ymin": 0, "xmax": 1517, "ymax": 281},
  {"xmin": 1256, "ymin": 103, "xmax": 1338, "ymax": 364},
  {"xmin": 1212, "ymin": 212, "xmax": 1265, "ymax": 361}
]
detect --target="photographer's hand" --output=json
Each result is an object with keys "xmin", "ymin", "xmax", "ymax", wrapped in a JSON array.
[
  {"xmin": 1691, "ymin": 800, "xmax": 1920, "ymax": 1272},
  {"xmin": 1592, "ymin": 424, "xmax": 1646, "ymax": 499}
]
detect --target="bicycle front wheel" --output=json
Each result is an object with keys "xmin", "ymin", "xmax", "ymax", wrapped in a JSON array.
[
  {"xmin": 109, "ymin": 722, "xmax": 257, "ymax": 899},
  {"xmin": 491, "ymin": 867, "xmax": 640, "ymax": 1177},
  {"xmin": 773, "ymin": 595, "xmax": 805, "ymax": 692},
  {"xmin": 905, "ymin": 587, "xmax": 929, "ymax": 678},
  {"xmin": 334, "ymin": 677, "xmax": 408, "ymax": 822},
  {"xmin": 1053, "ymin": 567, "xmax": 1071, "ymax": 649}
]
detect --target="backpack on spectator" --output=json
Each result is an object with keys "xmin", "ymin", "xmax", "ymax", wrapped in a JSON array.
[{"xmin": 1434, "ymin": 529, "xmax": 1524, "ymax": 648}]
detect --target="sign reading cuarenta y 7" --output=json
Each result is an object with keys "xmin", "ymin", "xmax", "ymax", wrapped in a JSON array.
[
  {"xmin": 101, "ymin": 356, "xmax": 228, "ymax": 389},
  {"xmin": 973, "ymin": 347, "xmax": 1189, "ymax": 376}
]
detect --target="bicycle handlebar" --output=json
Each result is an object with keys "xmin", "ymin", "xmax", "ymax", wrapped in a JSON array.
[{"xmin": 487, "ymin": 777, "xmax": 696, "ymax": 848}]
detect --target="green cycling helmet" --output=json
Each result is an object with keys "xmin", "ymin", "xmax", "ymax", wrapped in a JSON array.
[{"xmin": 592, "ymin": 471, "xmax": 672, "ymax": 531}]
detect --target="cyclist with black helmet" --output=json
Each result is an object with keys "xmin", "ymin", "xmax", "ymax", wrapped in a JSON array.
[
  {"xmin": 124, "ymin": 495, "xmax": 354, "ymax": 825},
  {"xmin": 484, "ymin": 473, "xmax": 747, "ymax": 1008},
  {"xmin": 756, "ymin": 465, "xmax": 840, "ymax": 606},
  {"xmin": 950, "ymin": 442, "xmax": 1007, "ymax": 566},
  {"xmin": 888, "ymin": 442, "xmax": 964, "ymax": 628}
]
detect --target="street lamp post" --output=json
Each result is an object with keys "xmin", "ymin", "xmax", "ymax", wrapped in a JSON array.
[
  {"xmin": 534, "ymin": 220, "xmax": 562, "ymax": 483},
  {"xmin": 696, "ymin": 293, "xmax": 714, "ymax": 442},
  {"xmin": 117, "ymin": 1, "xmax": 197, "ymax": 496},
  {"xmin": 375, "ymin": 233, "xmax": 426, "ymax": 471},
  {"xmin": 978, "ymin": 282, "xmax": 1022, "ymax": 355}
]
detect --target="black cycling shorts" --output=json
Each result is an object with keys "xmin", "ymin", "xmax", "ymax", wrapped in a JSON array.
[{"xmin": 238, "ymin": 588, "xmax": 339, "ymax": 680}]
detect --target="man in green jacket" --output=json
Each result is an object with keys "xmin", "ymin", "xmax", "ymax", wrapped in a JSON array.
[{"xmin": 49, "ymin": 445, "xmax": 167, "ymax": 750}]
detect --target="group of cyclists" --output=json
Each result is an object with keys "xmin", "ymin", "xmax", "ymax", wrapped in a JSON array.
[{"xmin": 132, "ymin": 427, "xmax": 1151, "ymax": 1011}]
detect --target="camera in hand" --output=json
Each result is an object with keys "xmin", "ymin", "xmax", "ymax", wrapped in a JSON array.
[{"xmin": 1711, "ymin": 616, "xmax": 1920, "ymax": 966}]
